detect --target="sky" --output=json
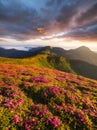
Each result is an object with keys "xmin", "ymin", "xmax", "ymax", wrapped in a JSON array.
[{"xmin": 0, "ymin": 0, "xmax": 97, "ymax": 51}]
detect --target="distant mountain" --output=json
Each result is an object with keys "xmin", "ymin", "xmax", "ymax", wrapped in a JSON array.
[
  {"xmin": 40, "ymin": 46, "xmax": 97, "ymax": 66},
  {"xmin": 1, "ymin": 46, "xmax": 97, "ymax": 66},
  {"xmin": 63, "ymin": 46, "xmax": 97, "ymax": 66},
  {"xmin": 0, "ymin": 47, "xmax": 43, "ymax": 58},
  {"xmin": 0, "ymin": 46, "xmax": 97, "ymax": 79},
  {"xmin": 39, "ymin": 46, "xmax": 97, "ymax": 79},
  {"xmin": 40, "ymin": 46, "xmax": 67, "ymax": 56}
]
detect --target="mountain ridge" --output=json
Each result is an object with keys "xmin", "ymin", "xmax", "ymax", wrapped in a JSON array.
[
  {"xmin": 41, "ymin": 46, "xmax": 97, "ymax": 66},
  {"xmin": 0, "ymin": 46, "xmax": 97, "ymax": 79}
]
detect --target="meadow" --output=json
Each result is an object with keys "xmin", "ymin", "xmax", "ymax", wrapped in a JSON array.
[{"xmin": 0, "ymin": 62, "xmax": 97, "ymax": 130}]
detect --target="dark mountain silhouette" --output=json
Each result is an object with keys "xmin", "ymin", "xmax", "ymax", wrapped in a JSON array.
[
  {"xmin": 0, "ymin": 46, "xmax": 66, "ymax": 58},
  {"xmin": 40, "ymin": 46, "xmax": 67, "ymax": 56},
  {"xmin": 1, "ymin": 46, "xmax": 97, "ymax": 65},
  {"xmin": 0, "ymin": 47, "xmax": 43, "ymax": 58}
]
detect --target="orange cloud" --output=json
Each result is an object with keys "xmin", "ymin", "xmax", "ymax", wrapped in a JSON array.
[
  {"xmin": 37, "ymin": 27, "xmax": 44, "ymax": 33},
  {"xmin": 36, "ymin": 27, "xmax": 49, "ymax": 35}
]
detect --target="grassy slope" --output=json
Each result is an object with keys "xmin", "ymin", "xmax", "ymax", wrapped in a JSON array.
[
  {"xmin": 0, "ymin": 53, "xmax": 74, "ymax": 73},
  {"xmin": 1, "ymin": 46, "xmax": 97, "ymax": 80},
  {"xmin": 0, "ymin": 63, "xmax": 97, "ymax": 130},
  {"xmin": 1, "ymin": 52, "xmax": 97, "ymax": 80},
  {"xmin": 0, "ymin": 53, "xmax": 97, "ymax": 129},
  {"xmin": 40, "ymin": 46, "xmax": 97, "ymax": 80}
]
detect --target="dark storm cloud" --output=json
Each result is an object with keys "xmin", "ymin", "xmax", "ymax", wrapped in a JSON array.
[
  {"xmin": 77, "ymin": 2, "xmax": 97, "ymax": 25},
  {"xmin": 0, "ymin": 0, "xmax": 50, "ymax": 40},
  {"xmin": 54, "ymin": 1, "xmax": 97, "ymax": 41},
  {"xmin": 55, "ymin": 4, "xmax": 77, "ymax": 29},
  {"xmin": 0, "ymin": 0, "xmax": 97, "ymax": 41},
  {"xmin": 68, "ymin": 1, "xmax": 97, "ymax": 41}
]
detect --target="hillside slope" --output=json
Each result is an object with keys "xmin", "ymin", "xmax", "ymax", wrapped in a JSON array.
[
  {"xmin": 0, "ymin": 63, "xmax": 97, "ymax": 130},
  {"xmin": 64, "ymin": 46, "xmax": 97, "ymax": 66},
  {"xmin": 70, "ymin": 60, "xmax": 97, "ymax": 80},
  {"xmin": 0, "ymin": 46, "xmax": 97, "ymax": 80},
  {"xmin": 43, "ymin": 46, "xmax": 97, "ymax": 66},
  {"xmin": 0, "ymin": 53, "xmax": 74, "ymax": 74},
  {"xmin": 1, "ymin": 46, "xmax": 97, "ymax": 66},
  {"xmin": 40, "ymin": 46, "xmax": 97, "ymax": 79}
]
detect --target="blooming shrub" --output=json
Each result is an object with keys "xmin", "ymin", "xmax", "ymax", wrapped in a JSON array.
[{"xmin": 0, "ymin": 63, "xmax": 97, "ymax": 129}]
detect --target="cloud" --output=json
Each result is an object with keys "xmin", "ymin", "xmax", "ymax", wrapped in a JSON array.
[
  {"xmin": 0, "ymin": 38, "xmax": 8, "ymax": 43},
  {"xmin": 55, "ymin": 4, "xmax": 77, "ymax": 29},
  {"xmin": 61, "ymin": 23, "xmax": 97, "ymax": 42},
  {"xmin": 77, "ymin": 2, "xmax": 97, "ymax": 25},
  {"xmin": 46, "ymin": 0, "xmax": 64, "ymax": 7},
  {"xmin": 0, "ymin": 0, "xmax": 97, "ymax": 42},
  {"xmin": 0, "ymin": 0, "xmax": 49, "ymax": 40}
]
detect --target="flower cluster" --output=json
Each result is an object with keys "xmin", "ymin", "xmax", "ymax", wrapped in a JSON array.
[
  {"xmin": 0, "ymin": 63, "xmax": 97, "ymax": 129},
  {"xmin": 46, "ymin": 116, "xmax": 61, "ymax": 128}
]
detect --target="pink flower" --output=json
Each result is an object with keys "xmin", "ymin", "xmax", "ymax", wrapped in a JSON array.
[
  {"xmin": 28, "ymin": 118, "xmax": 35, "ymax": 123},
  {"xmin": 4, "ymin": 99, "xmax": 13, "ymax": 108},
  {"xmin": 46, "ymin": 116, "xmax": 60, "ymax": 128},
  {"xmin": 24, "ymin": 82, "xmax": 30, "ymax": 88},
  {"xmin": 46, "ymin": 117, "xmax": 52, "ymax": 125},
  {"xmin": 33, "ymin": 77, "xmax": 49, "ymax": 83},
  {"xmin": 12, "ymin": 92, "xmax": 17, "ymax": 97},
  {"xmin": 81, "ymin": 117, "xmax": 86, "ymax": 122},
  {"xmin": 44, "ymin": 86, "xmax": 60, "ymax": 98},
  {"xmin": 13, "ymin": 115, "xmax": 20, "ymax": 123},
  {"xmin": 25, "ymin": 124, "xmax": 30, "ymax": 130},
  {"xmin": 35, "ymin": 110, "xmax": 40, "ymax": 116},
  {"xmin": 77, "ymin": 110, "xmax": 86, "ymax": 123},
  {"xmin": 42, "ymin": 107, "xmax": 48, "ymax": 115},
  {"xmin": 56, "ymin": 105, "xmax": 63, "ymax": 110},
  {"xmin": 15, "ymin": 98, "xmax": 23, "ymax": 107},
  {"xmin": 52, "ymin": 116, "xmax": 60, "ymax": 128},
  {"xmin": 0, "ymin": 98, "xmax": 2, "ymax": 102}
]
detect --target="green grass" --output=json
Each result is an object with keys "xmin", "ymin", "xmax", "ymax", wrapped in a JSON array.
[{"xmin": 0, "ymin": 53, "xmax": 74, "ymax": 73}]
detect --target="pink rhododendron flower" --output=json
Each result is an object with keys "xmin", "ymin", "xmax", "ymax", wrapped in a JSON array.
[
  {"xmin": 46, "ymin": 116, "xmax": 60, "ymax": 128},
  {"xmin": 13, "ymin": 115, "xmax": 20, "ymax": 123}
]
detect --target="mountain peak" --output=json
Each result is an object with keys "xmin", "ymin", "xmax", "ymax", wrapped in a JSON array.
[{"xmin": 76, "ymin": 46, "xmax": 91, "ymax": 51}]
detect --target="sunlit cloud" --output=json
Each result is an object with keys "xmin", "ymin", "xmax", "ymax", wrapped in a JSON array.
[{"xmin": 0, "ymin": 0, "xmax": 97, "ymax": 50}]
